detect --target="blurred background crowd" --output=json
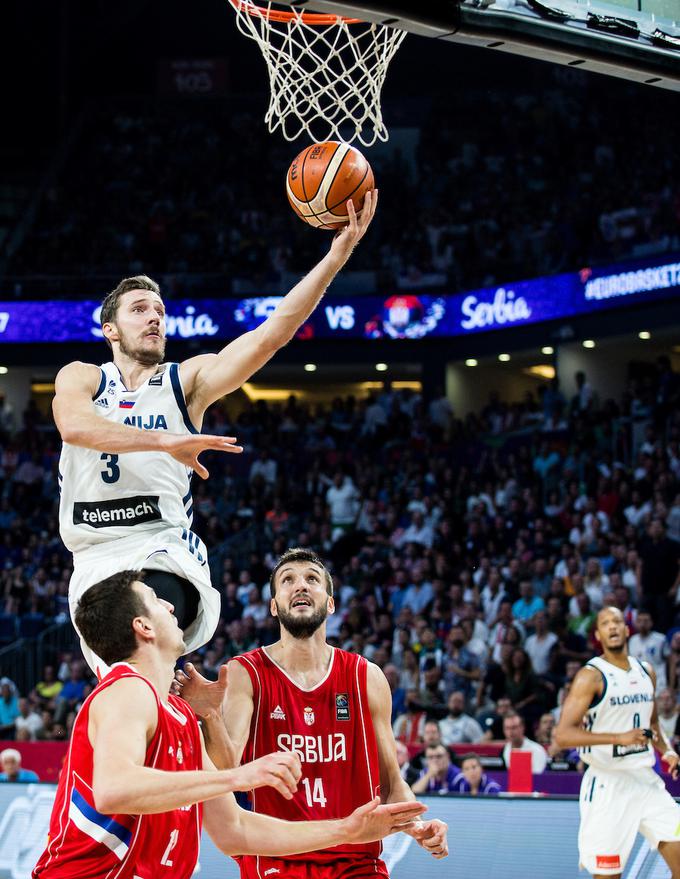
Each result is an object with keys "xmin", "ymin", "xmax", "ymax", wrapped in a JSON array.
[{"xmin": 2, "ymin": 349, "xmax": 680, "ymax": 790}]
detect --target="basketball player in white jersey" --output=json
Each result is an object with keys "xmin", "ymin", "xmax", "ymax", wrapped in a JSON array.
[
  {"xmin": 555, "ymin": 607, "xmax": 680, "ymax": 878},
  {"xmin": 54, "ymin": 195, "xmax": 377, "ymax": 674}
]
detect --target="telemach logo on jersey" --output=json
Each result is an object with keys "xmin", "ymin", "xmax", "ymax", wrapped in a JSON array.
[
  {"xmin": 336, "ymin": 693, "xmax": 350, "ymax": 721},
  {"xmin": 73, "ymin": 495, "xmax": 162, "ymax": 528}
]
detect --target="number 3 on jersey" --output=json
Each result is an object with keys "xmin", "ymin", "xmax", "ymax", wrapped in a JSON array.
[
  {"xmin": 302, "ymin": 777, "xmax": 327, "ymax": 808},
  {"xmin": 100, "ymin": 453, "xmax": 120, "ymax": 484}
]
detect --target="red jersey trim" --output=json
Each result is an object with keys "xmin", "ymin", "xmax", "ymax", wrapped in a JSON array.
[{"xmin": 260, "ymin": 646, "xmax": 336, "ymax": 692}]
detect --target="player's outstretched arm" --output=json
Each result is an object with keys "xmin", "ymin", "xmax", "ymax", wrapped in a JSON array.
[
  {"xmin": 205, "ymin": 791, "xmax": 427, "ymax": 857},
  {"xmin": 554, "ymin": 666, "xmax": 650, "ymax": 750},
  {"xmin": 53, "ymin": 361, "xmax": 242, "ymax": 478},
  {"xmin": 90, "ymin": 677, "xmax": 299, "ymax": 814},
  {"xmin": 366, "ymin": 663, "xmax": 449, "ymax": 859},
  {"xmin": 180, "ymin": 191, "xmax": 378, "ymax": 418}
]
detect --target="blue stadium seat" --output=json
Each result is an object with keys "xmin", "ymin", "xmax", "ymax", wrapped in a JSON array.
[
  {"xmin": 0, "ymin": 614, "xmax": 18, "ymax": 645},
  {"xmin": 19, "ymin": 613, "xmax": 46, "ymax": 639}
]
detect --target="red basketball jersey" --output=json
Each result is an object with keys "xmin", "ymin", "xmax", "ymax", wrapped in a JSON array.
[
  {"xmin": 235, "ymin": 646, "xmax": 382, "ymax": 866},
  {"xmin": 33, "ymin": 663, "xmax": 202, "ymax": 879}
]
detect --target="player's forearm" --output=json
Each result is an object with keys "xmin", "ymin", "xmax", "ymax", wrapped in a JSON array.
[
  {"xmin": 201, "ymin": 711, "xmax": 239, "ymax": 770},
  {"xmin": 60, "ymin": 412, "xmax": 176, "ymax": 454},
  {"xmin": 383, "ymin": 774, "xmax": 416, "ymax": 804},
  {"xmin": 553, "ymin": 726, "xmax": 625, "ymax": 749},
  {"xmin": 94, "ymin": 765, "xmax": 249, "ymax": 815},
  {"xmin": 651, "ymin": 720, "xmax": 675, "ymax": 757},
  {"xmin": 217, "ymin": 809, "xmax": 351, "ymax": 857},
  {"xmin": 258, "ymin": 250, "xmax": 347, "ymax": 350}
]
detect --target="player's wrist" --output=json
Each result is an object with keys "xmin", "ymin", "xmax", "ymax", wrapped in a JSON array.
[{"xmin": 663, "ymin": 749, "xmax": 677, "ymax": 760}]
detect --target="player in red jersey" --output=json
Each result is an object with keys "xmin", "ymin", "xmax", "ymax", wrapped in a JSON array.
[
  {"xmin": 176, "ymin": 548, "xmax": 449, "ymax": 879},
  {"xmin": 33, "ymin": 568, "xmax": 428, "ymax": 879}
]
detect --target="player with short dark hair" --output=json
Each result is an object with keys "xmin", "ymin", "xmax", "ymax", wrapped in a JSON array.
[
  {"xmin": 555, "ymin": 606, "xmax": 680, "ymax": 879},
  {"xmin": 33, "ymin": 569, "xmax": 425, "ymax": 879},
  {"xmin": 54, "ymin": 196, "xmax": 376, "ymax": 675},
  {"xmin": 176, "ymin": 549, "xmax": 448, "ymax": 879}
]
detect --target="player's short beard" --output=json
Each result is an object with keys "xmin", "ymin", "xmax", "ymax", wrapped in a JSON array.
[
  {"xmin": 276, "ymin": 602, "xmax": 328, "ymax": 639},
  {"xmin": 119, "ymin": 331, "xmax": 165, "ymax": 366}
]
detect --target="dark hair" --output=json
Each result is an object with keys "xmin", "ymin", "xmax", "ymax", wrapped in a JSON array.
[
  {"xmin": 74, "ymin": 570, "xmax": 148, "ymax": 664},
  {"xmin": 100, "ymin": 275, "xmax": 162, "ymax": 350},
  {"xmin": 269, "ymin": 548, "xmax": 333, "ymax": 598},
  {"xmin": 459, "ymin": 752, "xmax": 481, "ymax": 767}
]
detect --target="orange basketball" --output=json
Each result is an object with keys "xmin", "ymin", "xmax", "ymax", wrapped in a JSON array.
[{"xmin": 286, "ymin": 141, "xmax": 375, "ymax": 230}]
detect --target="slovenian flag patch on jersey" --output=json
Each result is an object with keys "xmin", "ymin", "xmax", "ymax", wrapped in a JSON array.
[{"xmin": 119, "ymin": 400, "xmax": 135, "ymax": 409}]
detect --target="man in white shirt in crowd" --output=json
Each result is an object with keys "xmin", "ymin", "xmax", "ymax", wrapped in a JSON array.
[
  {"xmin": 628, "ymin": 610, "xmax": 668, "ymax": 691},
  {"xmin": 14, "ymin": 698, "xmax": 44, "ymax": 741},
  {"xmin": 440, "ymin": 691, "xmax": 484, "ymax": 746},
  {"xmin": 502, "ymin": 712, "xmax": 548, "ymax": 774},
  {"xmin": 480, "ymin": 568, "xmax": 508, "ymax": 627},
  {"xmin": 248, "ymin": 449, "xmax": 277, "ymax": 487},
  {"xmin": 325, "ymin": 471, "xmax": 359, "ymax": 539},
  {"xmin": 524, "ymin": 611, "xmax": 559, "ymax": 676}
]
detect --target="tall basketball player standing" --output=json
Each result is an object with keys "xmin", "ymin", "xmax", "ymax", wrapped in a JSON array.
[
  {"xmin": 176, "ymin": 548, "xmax": 449, "ymax": 877},
  {"xmin": 54, "ymin": 195, "xmax": 377, "ymax": 673},
  {"xmin": 555, "ymin": 606, "xmax": 680, "ymax": 879}
]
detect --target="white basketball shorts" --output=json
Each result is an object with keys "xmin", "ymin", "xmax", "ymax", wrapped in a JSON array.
[
  {"xmin": 579, "ymin": 765, "xmax": 680, "ymax": 875},
  {"xmin": 68, "ymin": 526, "xmax": 220, "ymax": 676}
]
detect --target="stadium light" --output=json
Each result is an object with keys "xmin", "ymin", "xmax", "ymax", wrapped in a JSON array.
[
  {"xmin": 541, "ymin": 346, "xmax": 554, "ymax": 355},
  {"xmin": 465, "ymin": 358, "xmax": 478, "ymax": 367},
  {"xmin": 639, "ymin": 331, "xmax": 651, "ymax": 340},
  {"xmin": 583, "ymin": 340, "xmax": 596, "ymax": 348},
  {"xmin": 0, "ymin": 367, "xmax": 7, "ymax": 375},
  {"xmin": 304, "ymin": 363, "xmax": 317, "ymax": 372},
  {"xmin": 498, "ymin": 353, "xmax": 511, "ymax": 362},
  {"xmin": 375, "ymin": 363, "xmax": 388, "ymax": 371}
]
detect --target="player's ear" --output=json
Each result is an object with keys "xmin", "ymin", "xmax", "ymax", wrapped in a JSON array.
[
  {"xmin": 132, "ymin": 615, "xmax": 153, "ymax": 641},
  {"xmin": 594, "ymin": 628, "xmax": 601, "ymax": 644},
  {"xmin": 102, "ymin": 320, "xmax": 119, "ymax": 343},
  {"xmin": 270, "ymin": 597, "xmax": 278, "ymax": 618},
  {"xmin": 327, "ymin": 595, "xmax": 335, "ymax": 616}
]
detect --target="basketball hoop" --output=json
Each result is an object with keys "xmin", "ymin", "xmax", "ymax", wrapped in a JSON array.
[{"xmin": 227, "ymin": 1, "xmax": 407, "ymax": 146}]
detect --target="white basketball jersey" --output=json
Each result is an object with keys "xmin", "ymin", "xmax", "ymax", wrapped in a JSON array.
[
  {"xmin": 59, "ymin": 362, "xmax": 196, "ymax": 555},
  {"xmin": 580, "ymin": 655, "xmax": 655, "ymax": 771}
]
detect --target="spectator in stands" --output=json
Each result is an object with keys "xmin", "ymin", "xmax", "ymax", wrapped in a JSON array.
[
  {"xmin": 393, "ymin": 689, "xmax": 427, "ymax": 746},
  {"xmin": 451, "ymin": 753, "xmax": 502, "ymax": 796},
  {"xmin": 53, "ymin": 660, "xmax": 89, "ymax": 724},
  {"xmin": 656, "ymin": 687, "xmax": 679, "ymax": 749},
  {"xmin": 0, "ymin": 678, "xmax": 19, "ymax": 739},
  {"xmin": 524, "ymin": 610, "xmax": 558, "ymax": 676},
  {"xmin": 411, "ymin": 744, "xmax": 459, "ymax": 794},
  {"xmin": 502, "ymin": 712, "xmax": 548, "ymax": 774},
  {"xmin": 534, "ymin": 712, "xmax": 555, "ymax": 748},
  {"xmin": 408, "ymin": 719, "xmax": 446, "ymax": 778},
  {"xmin": 0, "ymin": 748, "xmax": 39, "ymax": 782},
  {"xmin": 383, "ymin": 663, "xmax": 406, "ymax": 722},
  {"xmin": 668, "ymin": 632, "xmax": 680, "ymax": 692},
  {"xmin": 477, "ymin": 696, "xmax": 514, "ymax": 741},
  {"xmin": 504, "ymin": 647, "xmax": 544, "ymax": 727},
  {"xmin": 442, "ymin": 623, "xmax": 481, "ymax": 702},
  {"xmin": 325, "ymin": 471, "xmax": 359, "ymax": 540},
  {"xmin": 439, "ymin": 691, "xmax": 484, "ymax": 745},
  {"xmin": 512, "ymin": 579, "xmax": 545, "ymax": 627},
  {"xmin": 14, "ymin": 697, "xmax": 44, "ymax": 741},
  {"xmin": 637, "ymin": 518, "xmax": 680, "ymax": 624},
  {"xmin": 628, "ymin": 610, "xmax": 668, "ymax": 691}
]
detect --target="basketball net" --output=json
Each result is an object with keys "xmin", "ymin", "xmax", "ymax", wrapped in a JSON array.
[{"xmin": 228, "ymin": 1, "xmax": 407, "ymax": 146}]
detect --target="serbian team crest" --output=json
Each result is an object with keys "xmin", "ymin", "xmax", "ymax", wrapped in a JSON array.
[
  {"xmin": 303, "ymin": 706, "xmax": 315, "ymax": 726},
  {"xmin": 365, "ymin": 295, "xmax": 446, "ymax": 339}
]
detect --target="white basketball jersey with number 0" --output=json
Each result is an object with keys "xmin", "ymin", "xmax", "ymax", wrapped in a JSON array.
[{"xmin": 580, "ymin": 655, "xmax": 655, "ymax": 771}]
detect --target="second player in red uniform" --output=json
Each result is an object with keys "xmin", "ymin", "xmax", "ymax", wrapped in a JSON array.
[{"xmin": 177, "ymin": 548, "xmax": 449, "ymax": 878}]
